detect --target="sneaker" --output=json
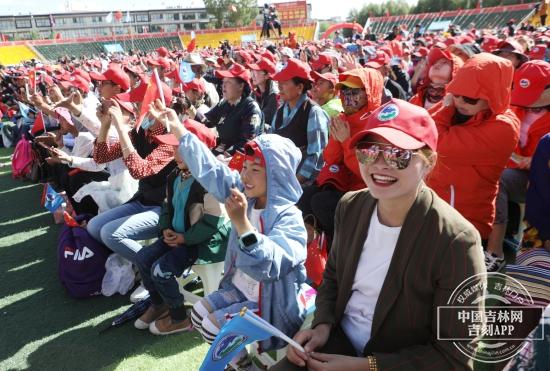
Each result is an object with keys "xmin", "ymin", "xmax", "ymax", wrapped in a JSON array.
[
  {"xmin": 130, "ymin": 283, "xmax": 149, "ymax": 303},
  {"xmin": 134, "ymin": 304, "xmax": 169, "ymax": 330},
  {"xmin": 149, "ymin": 316, "xmax": 193, "ymax": 335},
  {"xmin": 484, "ymin": 251, "xmax": 506, "ymax": 272}
]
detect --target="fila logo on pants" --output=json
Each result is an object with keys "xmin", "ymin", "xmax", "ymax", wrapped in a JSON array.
[{"xmin": 64, "ymin": 246, "xmax": 94, "ymax": 261}]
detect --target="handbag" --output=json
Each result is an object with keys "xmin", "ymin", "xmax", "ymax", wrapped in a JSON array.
[{"xmin": 303, "ymin": 215, "xmax": 328, "ymax": 288}]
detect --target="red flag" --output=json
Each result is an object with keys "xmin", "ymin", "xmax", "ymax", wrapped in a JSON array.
[
  {"xmin": 386, "ymin": 10, "xmax": 391, "ymax": 17},
  {"xmin": 187, "ymin": 31, "xmax": 196, "ymax": 52},
  {"xmin": 228, "ymin": 151, "xmax": 246, "ymax": 171},
  {"xmin": 135, "ymin": 77, "xmax": 161, "ymax": 129},
  {"xmin": 31, "ymin": 111, "xmax": 45, "ymax": 135},
  {"xmin": 476, "ymin": 0, "xmax": 482, "ymax": 9},
  {"xmin": 28, "ymin": 69, "xmax": 36, "ymax": 94}
]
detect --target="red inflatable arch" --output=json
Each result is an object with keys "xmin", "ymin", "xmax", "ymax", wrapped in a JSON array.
[{"xmin": 320, "ymin": 22, "xmax": 364, "ymax": 39}]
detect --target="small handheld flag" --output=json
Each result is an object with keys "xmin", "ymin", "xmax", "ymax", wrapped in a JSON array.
[
  {"xmin": 31, "ymin": 111, "xmax": 46, "ymax": 136},
  {"xmin": 199, "ymin": 307, "xmax": 305, "ymax": 371},
  {"xmin": 43, "ymin": 184, "xmax": 64, "ymax": 213}
]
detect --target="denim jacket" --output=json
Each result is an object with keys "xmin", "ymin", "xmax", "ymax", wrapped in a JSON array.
[{"xmin": 178, "ymin": 132, "xmax": 308, "ymax": 350}]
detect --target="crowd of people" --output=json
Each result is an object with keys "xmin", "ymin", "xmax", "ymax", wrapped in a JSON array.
[{"xmin": 2, "ymin": 18, "xmax": 550, "ymax": 370}]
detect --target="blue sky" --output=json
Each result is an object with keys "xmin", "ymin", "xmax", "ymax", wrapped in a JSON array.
[{"xmin": 1, "ymin": 0, "xmax": 368, "ymax": 20}]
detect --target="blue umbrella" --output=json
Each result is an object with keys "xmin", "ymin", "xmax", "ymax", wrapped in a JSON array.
[{"xmin": 99, "ymin": 296, "xmax": 151, "ymax": 334}]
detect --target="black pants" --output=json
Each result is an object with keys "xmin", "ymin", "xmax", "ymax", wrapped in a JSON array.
[
  {"xmin": 297, "ymin": 184, "xmax": 344, "ymax": 241},
  {"xmin": 48, "ymin": 163, "xmax": 109, "ymax": 215}
]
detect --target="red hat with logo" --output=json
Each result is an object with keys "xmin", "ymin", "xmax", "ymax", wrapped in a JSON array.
[
  {"xmin": 349, "ymin": 99, "xmax": 438, "ymax": 151},
  {"xmin": 182, "ymin": 78, "xmax": 206, "ymax": 94},
  {"xmin": 272, "ymin": 58, "xmax": 313, "ymax": 82},
  {"xmin": 528, "ymin": 44, "xmax": 547, "ymax": 60},
  {"xmin": 247, "ymin": 58, "xmax": 276, "ymax": 77},
  {"xmin": 310, "ymin": 54, "xmax": 332, "ymax": 71},
  {"xmin": 311, "ymin": 71, "xmax": 338, "ymax": 87},
  {"xmin": 154, "ymin": 119, "xmax": 217, "ymax": 148},
  {"xmin": 412, "ymin": 47, "xmax": 430, "ymax": 58},
  {"xmin": 511, "ymin": 60, "xmax": 550, "ymax": 107},
  {"xmin": 89, "ymin": 64, "xmax": 130, "ymax": 91},
  {"xmin": 427, "ymin": 47, "xmax": 453, "ymax": 66},
  {"xmin": 60, "ymin": 75, "xmax": 90, "ymax": 93},
  {"xmin": 366, "ymin": 51, "xmax": 391, "ymax": 69},
  {"xmin": 215, "ymin": 63, "xmax": 251, "ymax": 86}
]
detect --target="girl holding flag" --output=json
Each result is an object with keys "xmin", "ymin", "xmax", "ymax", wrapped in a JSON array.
[{"xmin": 148, "ymin": 98, "xmax": 309, "ymax": 367}]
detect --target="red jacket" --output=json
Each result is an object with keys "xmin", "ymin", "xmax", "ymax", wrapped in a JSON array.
[
  {"xmin": 427, "ymin": 54, "xmax": 520, "ymax": 239},
  {"xmin": 507, "ymin": 107, "xmax": 550, "ymax": 169},
  {"xmin": 319, "ymin": 68, "xmax": 384, "ymax": 191}
]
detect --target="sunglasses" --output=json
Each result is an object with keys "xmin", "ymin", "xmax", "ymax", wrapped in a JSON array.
[
  {"xmin": 340, "ymin": 86, "xmax": 364, "ymax": 96},
  {"xmin": 355, "ymin": 142, "xmax": 418, "ymax": 170},
  {"xmin": 454, "ymin": 95, "xmax": 480, "ymax": 105}
]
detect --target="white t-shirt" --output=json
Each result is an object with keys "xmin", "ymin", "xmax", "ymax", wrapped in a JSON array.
[
  {"xmin": 340, "ymin": 206, "xmax": 402, "ymax": 355},
  {"xmin": 232, "ymin": 207, "xmax": 264, "ymax": 302}
]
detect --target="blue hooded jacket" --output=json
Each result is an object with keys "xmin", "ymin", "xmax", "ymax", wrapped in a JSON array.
[{"xmin": 178, "ymin": 132, "xmax": 308, "ymax": 350}]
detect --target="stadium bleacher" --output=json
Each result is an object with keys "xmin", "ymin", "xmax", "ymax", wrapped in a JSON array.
[{"xmin": 368, "ymin": 3, "xmax": 537, "ymax": 35}]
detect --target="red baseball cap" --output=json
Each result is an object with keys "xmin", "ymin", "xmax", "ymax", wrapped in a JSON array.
[
  {"xmin": 110, "ymin": 95, "xmax": 136, "ymax": 115},
  {"xmin": 155, "ymin": 119, "xmax": 216, "ymax": 148},
  {"xmin": 149, "ymin": 57, "xmax": 172, "ymax": 70},
  {"xmin": 182, "ymin": 78, "xmax": 206, "ymax": 94},
  {"xmin": 272, "ymin": 58, "xmax": 313, "ymax": 82},
  {"xmin": 215, "ymin": 63, "xmax": 251, "ymax": 86},
  {"xmin": 261, "ymin": 50, "xmax": 276, "ymax": 63},
  {"xmin": 493, "ymin": 39, "xmax": 529, "ymax": 64},
  {"xmin": 349, "ymin": 99, "xmax": 438, "ymax": 151},
  {"xmin": 311, "ymin": 71, "xmax": 338, "ymax": 87},
  {"xmin": 54, "ymin": 107, "xmax": 74, "ymax": 126},
  {"xmin": 310, "ymin": 54, "xmax": 332, "ymax": 71},
  {"xmin": 412, "ymin": 47, "xmax": 430, "ymax": 58},
  {"xmin": 156, "ymin": 47, "xmax": 169, "ymax": 57},
  {"xmin": 366, "ymin": 51, "xmax": 390, "ymax": 69},
  {"xmin": 247, "ymin": 58, "xmax": 276, "ymax": 77},
  {"xmin": 62, "ymin": 75, "xmax": 90, "ymax": 93},
  {"xmin": 89, "ymin": 64, "xmax": 130, "ymax": 91},
  {"xmin": 528, "ymin": 44, "xmax": 547, "ymax": 60},
  {"xmin": 73, "ymin": 68, "xmax": 91, "ymax": 83},
  {"xmin": 427, "ymin": 47, "xmax": 453, "ymax": 66},
  {"xmin": 511, "ymin": 60, "xmax": 550, "ymax": 107}
]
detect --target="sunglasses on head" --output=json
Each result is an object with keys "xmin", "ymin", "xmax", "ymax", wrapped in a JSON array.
[
  {"xmin": 454, "ymin": 95, "xmax": 480, "ymax": 105},
  {"xmin": 355, "ymin": 142, "xmax": 418, "ymax": 170}
]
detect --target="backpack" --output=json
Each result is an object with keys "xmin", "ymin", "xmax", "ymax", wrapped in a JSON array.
[
  {"xmin": 11, "ymin": 137, "xmax": 34, "ymax": 179},
  {"xmin": 57, "ymin": 214, "xmax": 112, "ymax": 298}
]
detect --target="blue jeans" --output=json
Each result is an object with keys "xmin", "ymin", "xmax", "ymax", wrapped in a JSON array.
[
  {"xmin": 135, "ymin": 239, "xmax": 198, "ymax": 320},
  {"xmin": 87, "ymin": 200, "xmax": 161, "ymax": 262}
]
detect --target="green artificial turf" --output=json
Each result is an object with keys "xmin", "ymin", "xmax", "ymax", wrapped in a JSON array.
[{"xmin": 0, "ymin": 147, "xmax": 209, "ymax": 370}]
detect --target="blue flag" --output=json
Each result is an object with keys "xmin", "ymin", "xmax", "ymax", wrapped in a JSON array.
[
  {"xmin": 16, "ymin": 101, "xmax": 35, "ymax": 120},
  {"xmin": 199, "ymin": 311, "xmax": 272, "ymax": 371},
  {"xmin": 44, "ymin": 184, "xmax": 64, "ymax": 213}
]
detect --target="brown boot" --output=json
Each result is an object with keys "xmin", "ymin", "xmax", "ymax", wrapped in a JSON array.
[
  {"xmin": 149, "ymin": 316, "xmax": 193, "ymax": 335},
  {"xmin": 134, "ymin": 304, "xmax": 169, "ymax": 330}
]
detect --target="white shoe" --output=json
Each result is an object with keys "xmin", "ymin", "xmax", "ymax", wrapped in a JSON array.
[
  {"xmin": 130, "ymin": 283, "xmax": 149, "ymax": 303},
  {"xmin": 484, "ymin": 250, "xmax": 506, "ymax": 272}
]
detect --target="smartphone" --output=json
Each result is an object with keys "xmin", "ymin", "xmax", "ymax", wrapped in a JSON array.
[{"xmin": 346, "ymin": 44, "xmax": 359, "ymax": 53}]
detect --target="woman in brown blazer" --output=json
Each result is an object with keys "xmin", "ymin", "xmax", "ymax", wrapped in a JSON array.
[{"xmin": 272, "ymin": 99, "xmax": 486, "ymax": 370}]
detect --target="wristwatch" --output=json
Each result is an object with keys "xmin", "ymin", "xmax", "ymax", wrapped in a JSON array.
[{"xmin": 239, "ymin": 231, "xmax": 258, "ymax": 249}]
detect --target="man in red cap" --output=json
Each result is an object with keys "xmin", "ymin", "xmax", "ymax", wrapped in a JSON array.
[
  {"xmin": 89, "ymin": 63, "xmax": 131, "ymax": 99},
  {"xmin": 248, "ymin": 58, "xmax": 278, "ymax": 127},
  {"xmin": 181, "ymin": 78, "xmax": 209, "ymax": 123},
  {"xmin": 310, "ymin": 71, "xmax": 342, "ymax": 118},
  {"xmin": 366, "ymin": 51, "xmax": 408, "ymax": 102},
  {"xmin": 205, "ymin": 63, "xmax": 263, "ymax": 156},
  {"xmin": 271, "ymin": 58, "xmax": 329, "ymax": 185},
  {"xmin": 486, "ymin": 60, "xmax": 550, "ymax": 271}
]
